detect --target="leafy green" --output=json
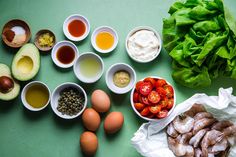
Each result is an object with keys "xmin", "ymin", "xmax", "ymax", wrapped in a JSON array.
[{"xmin": 163, "ymin": 0, "xmax": 236, "ymax": 88}]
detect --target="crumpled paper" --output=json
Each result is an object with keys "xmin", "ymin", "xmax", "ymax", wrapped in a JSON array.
[{"xmin": 131, "ymin": 87, "xmax": 236, "ymax": 157}]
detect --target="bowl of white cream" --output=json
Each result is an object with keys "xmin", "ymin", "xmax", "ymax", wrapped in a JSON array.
[{"xmin": 125, "ymin": 26, "xmax": 162, "ymax": 63}]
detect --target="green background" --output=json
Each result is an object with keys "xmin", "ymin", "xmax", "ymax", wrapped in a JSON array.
[{"xmin": 1, "ymin": 0, "xmax": 236, "ymax": 157}]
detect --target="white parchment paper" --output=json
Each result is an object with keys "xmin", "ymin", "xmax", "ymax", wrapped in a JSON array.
[{"xmin": 131, "ymin": 87, "xmax": 236, "ymax": 157}]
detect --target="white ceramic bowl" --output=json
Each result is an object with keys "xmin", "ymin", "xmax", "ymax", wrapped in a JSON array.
[
  {"xmin": 51, "ymin": 40, "xmax": 79, "ymax": 68},
  {"xmin": 91, "ymin": 26, "xmax": 118, "ymax": 53},
  {"xmin": 130, "ymin": 76, "xmax": 176, "ymax": 121},
  {"xmin": 50, "ymin": 82, "xmax": 87, "ymax": 119},
  {"xmin": 73, "ymin": 52, "xmax": 104, "ymax": 83},
  {"xmin": 63, "ymin": 14, "xmax": 90, "ymax": 42},
  {"xmin": 21, "ymin": 81, "xmax": 51, "ymax": 111},
  {"xmin": 125, "ymin": 26, "xmax": 162, "ymax": 63},
  {"xmin": 106, "ymin": 63, "xmax": 136, "ymax": 94}
]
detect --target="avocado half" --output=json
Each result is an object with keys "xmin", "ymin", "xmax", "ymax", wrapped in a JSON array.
[
  {"xmin": 0, "ymin": 64, "xmax": 20, "ymax": 101},
  {"xmin": 11, "ymin": 43, "xmax": 40, "ymax": 81}
]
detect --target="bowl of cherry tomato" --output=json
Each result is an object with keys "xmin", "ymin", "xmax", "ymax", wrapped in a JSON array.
[{"xmin": 130, "ymin": 76, "xmax": 176, "ymax": 121}]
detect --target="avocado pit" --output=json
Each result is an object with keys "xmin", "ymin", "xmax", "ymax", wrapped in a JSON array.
[{"xmin": 0, "ymin": 76, "xmax": 14, "ymax": 93}]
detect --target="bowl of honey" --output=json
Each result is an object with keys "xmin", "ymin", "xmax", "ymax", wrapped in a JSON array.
[
  {"xmin": 63, "ymin": 14, "xmax": 90, "ymax": 42},
  {"xmin": 21, "ymin": 81, "xmax": 51, "ymax": 111},
  {"xmin": 51, "ymin": 40, "xmax": 79, "ymax": 68},
  {"xmin": 91, "ymin": 26, "xmax": 118, "ymax": 53}
]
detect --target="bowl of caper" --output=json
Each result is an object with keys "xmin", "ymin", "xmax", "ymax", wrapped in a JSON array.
[{"xmin": 50, "ymin": 82, "xmax": 87, "ymax": 119}]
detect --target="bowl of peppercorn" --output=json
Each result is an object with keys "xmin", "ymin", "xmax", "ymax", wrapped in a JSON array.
[{"xmin": 50, "ymin": 82, "xmax": 87, "ymax": 119}]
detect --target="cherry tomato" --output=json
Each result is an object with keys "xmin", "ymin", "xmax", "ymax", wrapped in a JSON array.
[
  {"xmin": 133, "ymin": 92, "xmax": 139, "ymax": 103},
  {"xmin": 155, "ymin": 79, "xmax": 167, "ymax": 88},
  {"xmin": 158, "ymin": 99, "xmax": 168, "ymax": 109},
  {"xmin": 140, "ymin": 107, "xmax": 150, "ymax": 116},
  {"xmin": 134, "ymin": 103, "xmax": 145, "ymax": 111},
  {"xmin": 144, "ymin": 77, "xmax": 156, "ymax": 86},
  {"xmin": 156, "ymin": 87, "xmax": 167, "ymax": 99},
  {"xmin": 139, "ymin": 82, "xmax": 153, "ymax": 96},
  {"xmin": 164, "ymin": 85, "xmax": 174, "ymax": 98},
  {"xmin": 166, "ymin": 98, "xmax": 174, "ymax": 110},
  {"xmin": 156, "ymin": 110, "xmax": 168, "ymax": 119},
  {"xmin": 147, "ymin": 113, "xmax": 155, "ymax": 119},
  {"xmin": 135, "ymin": 81, "xmax": 144, "ymax": 91},
  {"xmin": 148, "ymin": 91, "xmax": 161, "ymax": 104},
  {"xmin": 140, "ymin": 96, "xmax": 149, "ymax": 105},
  {"xmin": 149, "ymin": 105, "xmax": 161, "ymax": 114}
]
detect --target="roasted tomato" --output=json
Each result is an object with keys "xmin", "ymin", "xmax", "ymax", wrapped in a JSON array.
[
  {"xmin": 156, "ymin": 87, "xmax": 167, "ymax": 99},
  {"xmin": 166, "ymin": 98, "xmax": 174, "ymax": 110},
  {"xmin": 155, "ymin": 79, "xmax": 167, "ymax": 88},
  {"xmin": 158, "ymin": 99, "xmax": 168, "ymax": 109},
  {"xmin": 135, "ymin": 81, "xmax": 144, "ymax": 91},
  {"xmin": 144, "ymin": 77, "xmax": 156, "ymax": 86},
  {"xmin": 148, "ymin": 91, "xmax": 161, "ymax": 104},
  {"xmin": 134, "ymin": 103, "xmax": 145, "ymax": 111},
  {"xmin": 149, "ymin": 105, "xmax": 161, "ymax": 114},
  {"xmin": 164, "ymin": 85, "xmax": 174, "ymax": 98},
  {"xmin": 140, "ymin": 107, "xmax": 150, "ymax": 116},
  {"xmin": 156, "ymin": 110, "xmax": 168, "ymax": 119},
  {"xmin": 133, "ymin": 92, "xmax": 139, "ymax": 103},
  {"xmin": 139, "ymin": 82, "xmax": 152, "ymax": 96}
]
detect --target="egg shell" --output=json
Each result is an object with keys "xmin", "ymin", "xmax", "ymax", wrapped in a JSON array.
[
  {"xmin": 82, "ymin": 108, "xmax": 101, "ymax": 132},
  {"xmin": 91, "ymin": 89, "xmax": 110, "ymax": 113},
  {"xmin": 104, "ymin": 111, "xmax": 124, "ymax": 134},
  {"xmin": 80, "ymin": 131, "xmax": 98, "ymax": 156}
]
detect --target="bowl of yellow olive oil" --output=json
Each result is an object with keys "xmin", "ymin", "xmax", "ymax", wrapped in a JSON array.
[{"xmin": 21, "ymin": 81, "xmax": 50, "ymax": 111}]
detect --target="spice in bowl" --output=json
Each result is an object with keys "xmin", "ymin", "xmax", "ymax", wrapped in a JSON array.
[
  {"xmin": 113, "ymin": 70, "xmax": 130, "ymax": 88},
  {"xmin": 38, "ymin": 33, "xmax": 54, "ymax": 47},
  {"xmin": 57, "ymin": 87, "xmax": 85, "ymax": 116}
]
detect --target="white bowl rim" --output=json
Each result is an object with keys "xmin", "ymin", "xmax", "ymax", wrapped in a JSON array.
[
  {"xmin": 63, "ymin": 14, "xmax": 90, "ymax": 42},
  {"xmin": 125, "ymin": 26, "xmax": 162, "ymax": 63},
  {"xmin": 73, "ymin": 52, "xmax": 104, "ymax": 83},
  {"xmin": 130, "ymin": 76, "xmax": 176, "ymax": 122},
  {"xmin": 51, "ymin": 40, "xmax": 79, "ymax": 68},
  {"xmin": 106, "ymin": 63, "xmax": 136, "ymax": 94},
  {"xmin": 21, "ymin": 81, "xmax": 51, "ymax": 111},
  {"xmin": 91, "ymin": 26, "xmax": 119, "ymax": 53},
  {"xmin": 50, "ymin": 82, "xmax": 87, "ymax": 119}
]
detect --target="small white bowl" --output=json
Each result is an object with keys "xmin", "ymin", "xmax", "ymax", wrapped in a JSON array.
[
  {"xmin": 51, "ymin": 40, "xmax": 79, "ymax": 68},
  {"xmin": 130, "ymin": 76, "xmax": 176, "ymax": 122},
  {"xmin": 125, "ymin": 26, "xmax": 162, "ymax": 63},
  {"xmin": 63, "ymin": 14, "xmax": 90, "ymax": 42},
  {"xmin": 106, "ymin": 63, "xmax": 136, "ymax": 94},
  {"xmin": 50, "ymin": 82, "xmax": 87, "ymax": 119},
  {"xmin": 91, "ymin": 26, "xmax": 118, "ymax": 53},
  {"xmin": 21, "ymin": 81, "xmax": 51, "ymax": 111},
  {"xmin": 73, "ymin": 52, "xmax": 104, "ymax": 83}
]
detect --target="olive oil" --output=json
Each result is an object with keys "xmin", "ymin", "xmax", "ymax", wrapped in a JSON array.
[
  {"xmin": 25, "ymin": 84, "xmax": 49, "ymax": 108},
  {"xmin": 96, "ymin": 32, "xmax": 114, "ymax": 50},
  {"xmin": 79, "ymin": 57, "xmax": 101, "ymax": 77}
]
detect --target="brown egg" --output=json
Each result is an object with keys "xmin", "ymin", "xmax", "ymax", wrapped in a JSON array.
[
  {"xmin": 91, "ymin": 89, "xmax": 110, "ymax": 113},
  {"xmin": 104, "ymin": 112, "xmax": 124, "ymax": 134},
  {"xmin": 80, "ymin": 131, "xmax": 98, "ymax": 156},
  {"xmin": 82, "ymin": 108, "xmax": 101, "ymax": 132}
]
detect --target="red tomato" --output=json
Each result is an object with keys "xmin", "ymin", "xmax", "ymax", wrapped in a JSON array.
[
  {"xmin": 134, "ymin": 103, "xmax": 145, "ymax": 111},
  {"xmin": 158, "ymin": 99, "xmax": 168, "ymax": 109},
  {"xmin": 133, "ymin": 92, "xmax": 139, "ymax": 103},
  {"xmin": 156, "ymin": 79, "xmax": 167, "ymax": 88},
  {"xmin": 135, "ymin": 81, "xmax": 144, "ymax": 91},
  {"xmin": 166, "ymin": 98, "xmax": 174, "ymax": 110},
  {"xmin": 164, "ymin": 85, "xmax": 174, "ymax": 98},
  {"xmin": 147, "ymin": 113, "xmax": 155, "ymax": 119},
  {"xmin": 144, "ymin": 77, "xmax": 156, "ymax": 86},
  {"xmin": 140, "ymin": 107, "xmax": 150, "ymax": 116},
  {"xmin": 149, "ymin": 105, "xmax": 161, "ymax": 114},
  {"xmin": 156, "ymin": 110, "xmax": 168, "ymax": 119},
  {"xmin": 148, "ymin": 91, "xmax": 161, "ymax": 104},
  {"xmin": 156, "ymin": 87, "xmax": 167, "ymax": 99},
  {"xmin": 140, "ymin": 96, "xmax": 149, "ymax": 105},
  {"xmin": 139, "ymin": 82, "xmax": 153, "ymax": 96}
]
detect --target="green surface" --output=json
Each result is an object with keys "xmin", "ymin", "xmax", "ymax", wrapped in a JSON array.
[{"xmin": 0, "ymin": 0, "xmax": 236, "ymax": 157}]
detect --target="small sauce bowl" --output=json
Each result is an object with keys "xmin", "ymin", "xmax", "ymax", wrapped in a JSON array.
[
  {"xmin": 63, "ymin": 14, "xmax": 90, "ymax": 42},
  {"xmin": 21, "ymin": 81, "xmax": 51, "ymax": 111},
  {"xmin": 34, "ymin": 29, "xmax": 56, "ymax": 52},
  {"xmin": 91, "ymin": 26, "xmax": 118, "ymax": 53}
]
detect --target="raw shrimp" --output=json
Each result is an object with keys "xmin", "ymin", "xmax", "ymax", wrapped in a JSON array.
[
  {"xmin": 167, "ymin": 123, "xmax": 179, "ymax": 138},
  {"xmin": 192, "ymin": 118, "xmax": 216, "ymax": 134},
  {"xmin": 201, "ymin": 130, "xmax": 224, "ymax": 157},
  {"xmin": 189, "ymin": 128, "xmax": 209, "ymax": 148},
  {"xmin": 184, "ymin": 104, "xmax": 206, "ymax": 117},
  {"xmin": 194, "ymin": 148, "xmax": 202, "ymax": 157},
  {"xmin": 193, "ymin": 112, "xmax": 213, "ymax": 121},
  {"xmin": 168, "ymin": 137, "xmax": 194, "ymax": 157},
  {"xmin": 178, "ymin": 132, "xmax": 193, "ymax": 144},
  {"xmin": 211, "ymin": 120, "xmax": 233, "ymax": 131},
  {"xmin": 173, "ymin": 115, "xmax": 194, "ymax": 134},
  {"xmin": 223, "ymin": 125, "xmax": 236, "ymax": 137},
  {"xmin": 210, "ymin": 138, "xmax": 228, "ymax": 153}
]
